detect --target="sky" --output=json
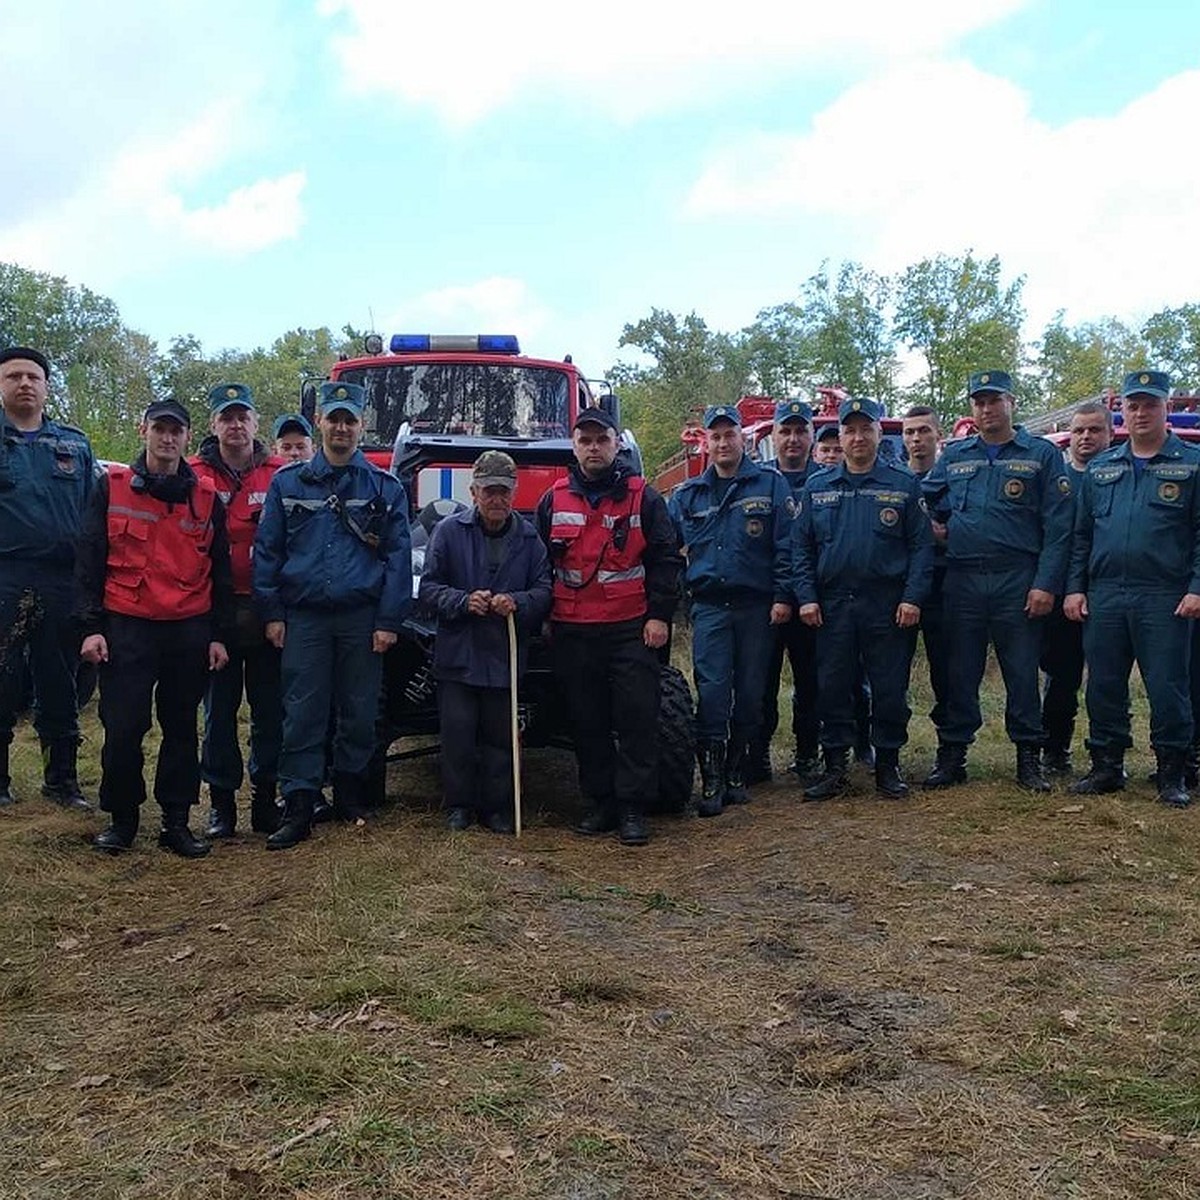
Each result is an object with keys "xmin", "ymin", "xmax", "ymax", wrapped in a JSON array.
[{"xmin": 2, "ymin": 0, "xmax": 1199, "ymax": 386}]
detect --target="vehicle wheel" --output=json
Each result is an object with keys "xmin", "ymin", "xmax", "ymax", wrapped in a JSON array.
[{"xmin": 651, "ymin": 664, "xmax": 695, "ymax": 814}]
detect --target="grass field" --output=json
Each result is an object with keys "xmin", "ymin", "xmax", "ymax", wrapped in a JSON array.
[{"xmin": 2, "ymin": 655, "xmax": 1198, "ymax": 1200}]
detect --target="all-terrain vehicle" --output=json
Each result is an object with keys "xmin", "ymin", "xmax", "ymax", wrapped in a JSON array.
[{"xmin": 303, "ymin": 334, "xmax": 696, "ymax": 812}]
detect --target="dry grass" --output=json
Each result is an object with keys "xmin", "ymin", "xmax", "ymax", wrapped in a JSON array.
[{"xmin": 2, "ymin": 654, "xmax": 1199, "ymax": 1199}]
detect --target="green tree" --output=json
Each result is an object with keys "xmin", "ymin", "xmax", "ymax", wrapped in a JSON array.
[
  {"xmin": 1035, "ymin": 313, "xmax": 1147, "ymax": 409},
  {"xmin": 1142, "ymin": 304, "xmax": 1200, "ymax": 388},
  {"xmin": 893, "ymin": 252, "xmax": 1025, "ymax": 421}
]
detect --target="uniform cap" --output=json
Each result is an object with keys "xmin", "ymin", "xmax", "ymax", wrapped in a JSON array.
[
  {"xmin": 143, "ymin": 398, "xmax": 191, "ymax": 427},
  {"xmin": 572, "ymin": 406, "xmax": 618, "ymax": 432},
  {"xmin": 0, "ymin": 346, "xmax": 50, "ymax": 378},
  {"xmin": 702, "ymin": 404, "xmax": 740, "ymax": 428},
  {"xmin": 774, "ymin": 398, "xmax": 813, "ymax": 426},
  {"xmin": 814, "ymin": 423, "xmax": 840, "ymax": 442},
  {"xmin": 271, "ymin": 413, "xmax": 313, "ymax": 439},
  {"xmin": 1120, "ymin": 369, "xmax": 1171, "ymax": 400},
  {"xmin": 318, "ymin": 381, "xmax": 366, "ymax": 417},
  {"xmin": 837, "ymin": 396, "xmax": 883, "ymax": 423},
  {"xmin": 208, "ymin": 381, "xmax": 256, "ymax": 413},
  {"xmin": 967, "ymin": 369, "xmax": 1015, "ymax": 397},
  {"xmin": 472, "ymin": 449, "xmax": 518, "ymax": 490}
]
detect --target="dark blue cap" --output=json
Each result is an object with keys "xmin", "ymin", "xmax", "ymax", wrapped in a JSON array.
[
  {"xmin": 1120, "ymin": 369, "xmax": 1171, "ymax": 400},
  {"xmin": 815, "ymin": 423, "xmax": 840, "ymax": 442},
  {"xmin": 271, "ymin": 413, "xmax": 313, "ymax": 439},
  {"xmin": 573, "ymin": 406, "xmax": 618, "ymax": 431},
  {"xmin": 967, "ymin": 369, "xmax": 1014, "ymax": 397},
  {"xmin": 143, "ymin": 398, "xmax": 191, "ymax": 427},
  {"xmin": 208, "ymin": 381, "xmax": 256, "ymax": 413},
  {"xmin": 838, "ymin": 397, "xmax": 883, "ymax": 423},
  {"xmin": 318, "ymin": 381, "xmax": 365, "ymax": 417},
  {"xmin": 774, "ymin": 398, "xmax": 813, "ymax": 425},
  {"xmin": 703, "ymin": 404, "xmax": 740, "ymax": 428},
  {"xmin": 0, "ymin": 346, "xmax": 50, "ymax": 377}
]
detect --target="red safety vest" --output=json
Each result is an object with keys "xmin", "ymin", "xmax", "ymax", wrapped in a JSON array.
[
  {"xmin": 548, "ymin": 475, "xmax": 648, "ymax": 623},
  {"xmin": 190, "ymin": 455, "xmax": 281, "ymax": 594},
  {"xmin": 104, "ymin": 466, "xmax": 217, "ymax": 620}
]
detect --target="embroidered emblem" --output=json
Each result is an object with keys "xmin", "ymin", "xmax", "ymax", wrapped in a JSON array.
[
  {"xmin": 980, "ymin": 373, "xmax": 990, "ymax": 385},
  {"xmin": 1058, "ymin": 477, "xmax": 1071, "ymax": 496},
  {"xmin": 746, "ymin": 518, "xmax": 764, "ymax": 537},
  {"xmin": 1004, "ymin": 478, "xmax": 1025, "ymax": 499},
  {"xmin": 227, "ymin": 386, "xmax": 239, "ymax": 399},
  {"xmin": 1159, "ymin": 481, "xmax": 1181, "ymax": 502},
  {"xmin": 879, "ymin": 507, "xmax": 899, "ymax": 527},
  {"xmin": 1140, "ymin": 373, "xmax": 1151, "ymax": 385}
]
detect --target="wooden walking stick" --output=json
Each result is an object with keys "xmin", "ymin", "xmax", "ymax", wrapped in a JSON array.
[{"xmin": 506, "ymin": 610, "xmax": 522, "ymax": 836}]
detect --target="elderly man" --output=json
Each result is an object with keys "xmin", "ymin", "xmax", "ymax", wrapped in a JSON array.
[
  {"xmin": 75, "ymin": 398, "xmax": 234, "ymax": 856},
  {"xmin": 797, "ymin": 398, "xmax": 933, "ymax": 800},
  {"xmin": 0, "ymin": 347, "xmax": 96, "ymax": 811},
  {"xmin": 536, "ymin": 408, "xmax": 682, "ymax": 846},
  {"xmin": 1066, "ymin": 371, "xmax": 1200, "ymax": 806},
  {"xmin": 748, "ymin": 399, "xmax": 820, "ymax": 782},
  {"xmin": 190, "ymin": 383, "xmax": 287, "ymax": 837},
  {"xmin": 253, "ymin": 381, "xmax": 412, "ymax": 849},
  {"xmin": 420, "ymin": 451, "xmax": 551, "ymax": 832},
  {"xmin": 922, "ymin": 370, "xmax": 1072, "ymax": 791},
  {"xmin": 669, "ymin": 405, "xmax": 793, "ymax": 817}
]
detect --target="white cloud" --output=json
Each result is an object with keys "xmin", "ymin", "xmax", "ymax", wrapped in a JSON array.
[
  {"xmin": 685, "ymin": 61, "xmax": 1200, "ymax": 331},
  {"xmin": 318, "ymin": 0, "xmax": 1027, "ymax": 123},
  {"xmin": 382, "ymin": 277, "xmax": 550, "ymax": 341}
]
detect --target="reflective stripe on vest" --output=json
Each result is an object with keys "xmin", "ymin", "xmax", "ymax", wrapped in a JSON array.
[
  {"xmin": 190, "ymin": 456, "xmax": 281, "ymax": 595},
  {"xmin": 103, "ymin": 467, "xmax": 217, "ymax": 620},
  {"xmin": 549, "ymin": 476, "xmax": 649, "ymax": 623}
]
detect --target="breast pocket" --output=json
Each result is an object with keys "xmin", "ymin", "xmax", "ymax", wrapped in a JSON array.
[
  {"xmin": 1090, "ymin": 478, "xmax": 1118, "ymax": 518},
  {"xmin": 947, "ymin": 464, "xmax": 980, "ymax": 512},
  {"xmin": 998, "ymin": 469, "xmax": 1035, "ymax": 508}
]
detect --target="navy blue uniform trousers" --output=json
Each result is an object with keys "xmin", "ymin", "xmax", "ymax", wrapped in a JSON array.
[{"xmin": 691, "ymin": 600, "xmax": 774, "ymax": 743}]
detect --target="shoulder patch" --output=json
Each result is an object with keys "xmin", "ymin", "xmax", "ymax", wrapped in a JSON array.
[{"xmin": 1057, "ymin": 476, "xmax": 1071, "ymax": 496}]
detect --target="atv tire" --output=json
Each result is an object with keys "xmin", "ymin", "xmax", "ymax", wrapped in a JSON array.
[{"xmin": 651, "ymin": 664, "xmax": 696, "ymax": 815}]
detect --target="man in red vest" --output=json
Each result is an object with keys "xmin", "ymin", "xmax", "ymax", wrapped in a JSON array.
[
  {"xmin": 75, "ymin": 398, "xmax": 234, "ymax": 857},
  {"xmin": 535, "ymin": 408, "xmax": 682, "ymax": 845},
  {"xmin": 190, "ymin": 382, "xmax": 286, "ymax": 837}
]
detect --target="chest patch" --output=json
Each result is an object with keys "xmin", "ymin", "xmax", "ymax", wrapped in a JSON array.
[
  {"xmin": 1159, "ymin": 480, "xmax": 1181, "ymax": 502},
  {"xmin": 1003, "ymin": 478, "xmax": 1025, "ymax": 499},
  {"xmin": 879, "ymin": 507, "xmax": 899, "ymax": 527}
]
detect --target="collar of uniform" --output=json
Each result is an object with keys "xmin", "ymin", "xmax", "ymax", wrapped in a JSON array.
[
  {"xmin": 831, "ymin": 457, "xmax": 890, "ymax": 486},
  {"xmin": 197, "ymin": 434, "xmax": 274, "ymax": 475},
  {"xmin": 305, "ymin": 448, "xmax": 368, "ymax": 480},
  {"xmin": 1110, "ymin": 431, "xmax": 1187, "ymax": 462},
  {"xmin": 701, "ymin": 453, "xmax": 759, "ymax": 488}
]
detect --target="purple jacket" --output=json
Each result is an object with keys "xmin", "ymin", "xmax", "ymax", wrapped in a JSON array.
[{"xmin": 418, "ymin": 508, "xmax": 552, "ymax": 687}]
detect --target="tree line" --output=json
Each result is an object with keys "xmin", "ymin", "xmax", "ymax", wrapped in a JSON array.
[{"xmin": 4, "ymin": 255, "xmax": 1200, "ymax": 471}]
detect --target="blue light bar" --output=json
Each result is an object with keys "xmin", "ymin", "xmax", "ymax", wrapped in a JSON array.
[{"xmin": 388, "ymin": 334, "xmax": 521, "ymax": 355}]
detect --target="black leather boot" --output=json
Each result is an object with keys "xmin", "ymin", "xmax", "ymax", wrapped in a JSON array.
[
  {"xmin": 267, "ymin": 791, "xmax": 316, "ymax": 850},
  {"xmin": 1041, "ymin": 745, "xmax": 1073, "ymax": 776},
  {"xmin": 332, "ymin": 771, "xmax": 371, "ymax": 823},
  {"xmin": 743, "ymin": 738, "xmax": 772, "ymax": 785},
  {"xmin": 696, "ymin": 741, "xmax": 726, "ymax": 818},
  {"xmin": 804, "ymin": 747, "xmax": 850, "ymax": 801},
  {"xmin": 923, "ymin": 743, "xmax": 968, "ymax": 788},
  {"xmin": 874, "ymin": 747, "xmax": 909, "ymax": 799},
  {"xmin": 158, "ymin": 808, "xmax": 211, "ymax": 858},
  {"xmin": 617, "ymin": 805, "xmax": 649, "ymax": 846},
  {"xmin": 41, "ymin": 738, "xmax": 92, "ymax": 811},
  {"xmin": 723, "ymin": 739, "xmax": 751, "ymax": 806},
  {"xmin": 1155, "ymin": 748, "xmax": 1191, "ymax": 809},
  {"xmin": 1070, "ymin": 751, "xmax": 1126, "ymax": 794},
  {"xmin": 573, "ymin": 802, "xmax": 617, "ymax": 835},
  {"xmin": 93, "ymin": 810, "xmax": 139, "ymax": 853},
  {"xmin": 205, "ymin": 787, "xmax": 238, "ymax": 838},
  {"xmin": 788, "ymin": 747, "xmax": 821, "ymax": 783},
  {"xmin": 1016, "ymin": 744, "xmax": 1050, "ymax": 792},
  {"xmin": 250, "ymin": 779, "xmax": 281, "ymax": 834}
]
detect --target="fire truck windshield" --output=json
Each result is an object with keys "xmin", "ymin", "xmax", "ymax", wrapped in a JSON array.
[{"xmin": 340, "ymin": 362, "xmax": 571, "ymax": 445}]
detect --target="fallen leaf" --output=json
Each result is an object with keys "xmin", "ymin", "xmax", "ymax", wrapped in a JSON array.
[
  {"xmin": 1058, "ymin": 804, "xmax": 1084, "ymax": 814},
  {"xmin": 1059, "ymin": 1008, "xmax": 1081, "ymax": 1030},
  {"xmin": 55, "ymin": 937, "xmax": 81, "ymax": 951},
  {"xmin": 207, "ymin": 922, "xmax": 232, "ymax": 933},
  {"xmin": 500, "ymin": 856, "xmax": 525, "ymax": 867},
  {"xmin": 71, "ymin": 1074, "xmax": 112, "ymax": 1089},
  {"xmin": 43, "ymin": 1060, "xmax": 69, "ymax": 1073},
  {"xmin": 950, "ymin": 881, "xmax": 975, "ymax": 892},
  {"xmin": 1019, "ymin": 951, "xmax": 1038, "ymax": 960},
  {"xmin": 495, "ymin": 1145, "xmax": 516, "ymax": 1161},
  {"xmin": 367, "ymin": 1019, "xmax": 398, "ymax": 1032},
  {"xmin": 36, "ymin": 1159, "xmax": 64, "ymax": 1171},
  {"xmin": 167, "ymin": 946, "xmax": 195, "ymax": 963},
  {"xmin": 482, "ymin": 1038, "xmax": 497, "ymax": 1049}
]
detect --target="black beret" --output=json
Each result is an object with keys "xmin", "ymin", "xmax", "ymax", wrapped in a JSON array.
[{"xmin": 0, "ymin": 346, "xmax": 51, "ymax": 378}]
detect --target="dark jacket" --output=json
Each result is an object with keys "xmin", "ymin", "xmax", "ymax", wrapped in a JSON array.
[
  {"xmin": 74, "ymin": 455, "xmax": 235, "ymax": 640},
  {"xmin": 534, "ymin": 461, "xmax": 682, "ymax": 624},
  {"xmin": 419, "ymin": 508, "xmax": 552, "ymax": 687}
]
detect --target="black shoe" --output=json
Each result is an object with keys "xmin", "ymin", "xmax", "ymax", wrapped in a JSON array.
[
  {"xmin": 1155, "ymin": 749, "xmax": 1191, "ymax": 809},
  {"xmin": 332, "ymin": 771, "xmax": 371, "ymax": 823},
  {"xmin": 1070, "ymin": 754, "xmax": 1125, "ymax": 794},
  {"xmin": 158, "ymin": 821, "xmax": 211, "ymax": 858},
  {"xmin": 250, "ymin": 781, "xmax": 281, "ymax": 834},
  {"xmin": 804, "ymin": 748, "xmax": 850, "ymax": 802},
  {"xmin": 1042, "ymin": 747, "xmax": 1073, "ymax": 776},
  {"xmin": 205, "ymin": 788, "xmax": 238, "ymax": 838},
  {"xmin": 311, "ymin": 795, "xmax": 334, "ymax": 824},
  {"xmin": 267, "ymin": 792, "xmax": 316, "ymax": 850},
  {"xmin": 788, "ymin": 754, "xmax": 821, "ymax": 783},
  {"xmin": 854, "ymin": 742, "xmax": 876, "ymax": 769},
  {"xmin": 41, "ymin": 739, "xmax": 93, "ymax": 811},
  {"xmin": 923, "ymin": 744, "xmax": 968, "ymax": 789},
  {"xmin": 723, "ymin": 739, "xmax": 751, "ymax": 806},
  {"xmin": 696, "ymin": 741, "xmax": 726, "ymax": 818},
  {"xmin": 445, "ymin": 806, "xmax": 474, "ymax": 831},
  {"xmin": 743, "ymin": 742, "xmax": 772, "ymax": 785},
  {"xmin": 93, "ymin": 817, "xmax": 138, "ymax": 853},
  {"xmin": 874, "ymin": 748, "xmax": 909, "ymax": 800},
  {"xmin": 573, "ymin": 805, "xmax": 617, "ymax": 835},
  {"xmin": 1016, "ymin": 745, "xmax": 1050, "ymax": 793},
  {"xmin": 481, "ymin": 809, "xmax": 515, "ymax": 835},
  {"xmin": 618, "ymin": 808, "xmax": 649, "ymax": 846}
]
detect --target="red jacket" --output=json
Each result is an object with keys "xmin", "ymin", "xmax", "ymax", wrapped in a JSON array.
[
  {"xmin": 104, "ymin": 466, "xmax": 218, "ymax": 620},
  {"xmin": 548, "ymin": 475, "xmax": 648, "ymax": 623},
  {"xmin": 190, "ymin": 441, "xmax": 282, "ymax": 593}
]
